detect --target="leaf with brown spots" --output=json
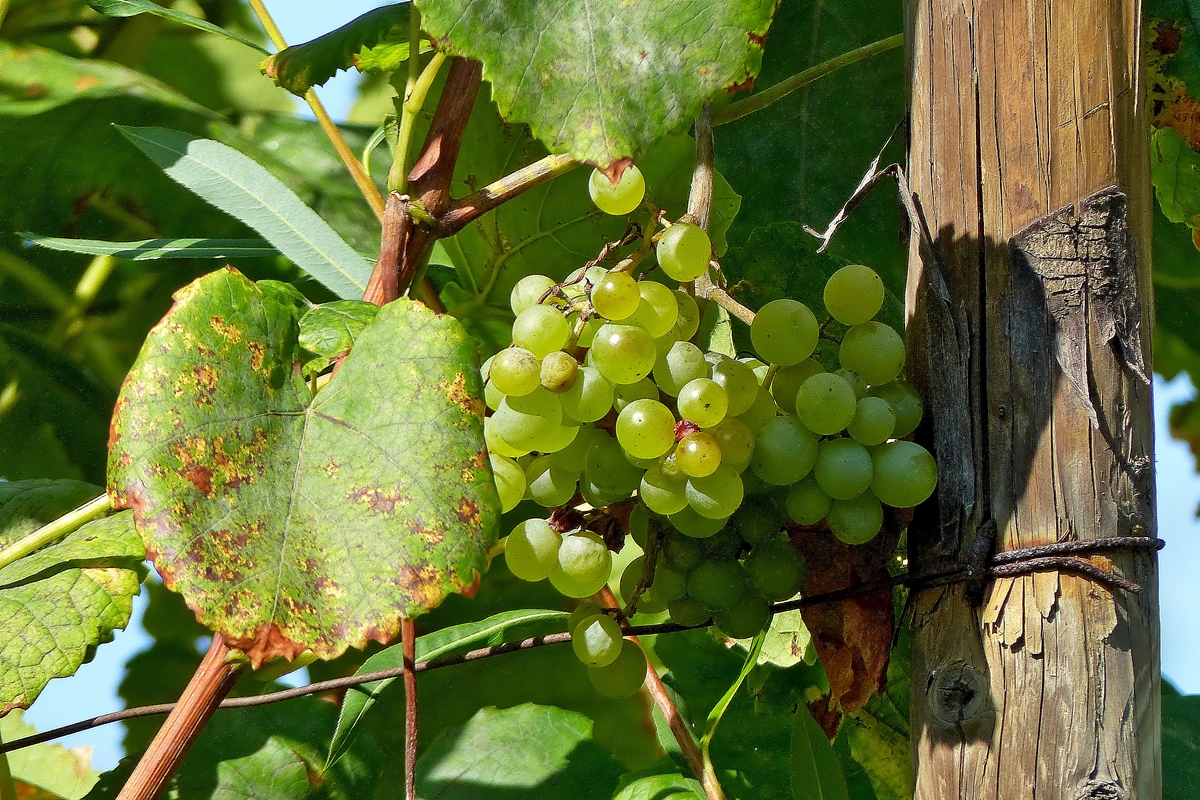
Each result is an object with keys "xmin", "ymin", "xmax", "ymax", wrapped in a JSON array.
[{"xmin": 108, "ymin": 268, "xmax": 499, "ymax": 667}]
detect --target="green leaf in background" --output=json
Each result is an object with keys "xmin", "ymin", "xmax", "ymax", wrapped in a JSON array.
[
  {"xmin": 612, "ymin": 771, "xmax": 706, "ymax": 800},
  {"xmin": 0, "ymin": 710, "xmax": 99, "ymax": 799},
  {"xmin": 415, "ymin": 0, "xmax": 777, "ymax": 168},
  {"xmin": 750, "ymin": 609, "xmax": 816, "ymax": 669},
  {"xmin": 415, "ymin": 704, "xmax": 624, "ymax": 800},
  {"xmin": 840, "ymin": 631, "xmax": 912, "ymax": 800},
  {"xmin": 86, "ymin": 0, "xmax": 269, "ymax": 53},
  {"xmin": 792, "ymin": 704, "xmax": 852, "ymax": 800},
  {"xmin": 1154, "ymin": 126, "xmax": 1200, "ymax": 228},
  {"xmin": 1164, "ymin": 683, "xmax": 1200, "ymax": 799},
  {"xmin": 0, "ymin": 511, "xmax": 143, "ymax": 714},
  {"xmin": 116, "ymin": 126, "xmax": 373, "ymax": 300},
  {"xmin": 261, "ymin": 3, "xmax": 412, "ymax": 96},
  {"xmin": 21, "ymin": 235, "xmax": 280, "ymax": 261},
  {"xmin": 328, "ymin": 608, "xmax": 569, "ymax": 767},
  {"xmin": 108, "ymin": 269, "xmax": 498, "ymax": 666},
  {"xmin": 298, "ymin": 300, "xmax": 380, "ymax": 371},
  {"xmin": 0, "ymin": 480, "xmax": 101, "ymax": 545}
]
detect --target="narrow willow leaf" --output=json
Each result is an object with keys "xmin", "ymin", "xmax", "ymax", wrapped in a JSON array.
[
  {"xmin": 87, "ymin": 0, "xmax": 268, "ymax": 53},
  {"xmin": 791, "ymin": 704, "xmax": 851, "ymax": 800},
  {"xmin": 116, "ymin": 126, "xmax": 372, "ymax": 299},
  {"xmin": 22, "ymin": 234, "xmax": 279, "ymax": 260}
]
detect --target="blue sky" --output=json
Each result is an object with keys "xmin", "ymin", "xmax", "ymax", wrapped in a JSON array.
[{"xmin": 22, "ymin": 0, "xmax": 1200, "ymax": 773}]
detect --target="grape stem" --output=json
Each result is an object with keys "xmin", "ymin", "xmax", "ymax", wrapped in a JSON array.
[
  {"xmin": 620, "ymin": 518, "xmax": 663, "ymax": 619},
  {"xmin": 440, "ymin": 153, "xmax": 580, "ymax": 235}
]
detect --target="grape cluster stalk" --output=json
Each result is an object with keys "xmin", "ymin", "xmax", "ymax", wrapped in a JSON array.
[{"xmin": 483, "ymin": 164, "xmax": 937, "ymax": 699}]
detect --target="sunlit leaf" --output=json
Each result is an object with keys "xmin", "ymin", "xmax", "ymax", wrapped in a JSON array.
[
  {"xmin": 87, "ymin": 0, "xmax": 269, "ymax": 52},
  {"xmin": 1, "ymin": 710, "xmax": 99, "ymax": 799},
  {"xmin": 22, "ymin": 235, "xmax": 279, "ymax": 261}
]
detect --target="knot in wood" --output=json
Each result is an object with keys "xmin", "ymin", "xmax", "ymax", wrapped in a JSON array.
[
  {"xmin": 1075, "ymin": 780, "xmax": 1124, "ymax": 800},
  {"xmin": 926, "ymin": 660, "xmax": 987, "ymax": 729}
]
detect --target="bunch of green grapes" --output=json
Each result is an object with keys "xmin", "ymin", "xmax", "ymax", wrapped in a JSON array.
[{"xmin": 487, "ymin": 164, "xmax": 936, "ymax": 693}]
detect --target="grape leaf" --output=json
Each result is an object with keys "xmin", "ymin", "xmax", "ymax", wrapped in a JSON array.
[
  {"xmin": 86, "ymin": 0, "xmax": 268, "ymax": 53},
  {"xmin": 791, "ymin": 704, "xmax": 852, "ymax": 800},
  {"xmin": 613, "ymin": 771, "xmax": 706, "ymax": 800},
  {"xmin": 415, "ymin": 0, "xmax": 777, "ymax": 169},
  {"xmin": 1154, "ymin": 126, "xmax": 1200, "ymax": 228},
  {"xmin": 0, "ymin": 511, "xmax": 143, "ymax": 714},
  {"xmin": 298, "ymin": 300, "xmax": 380, "ymax": 370},
  {"xmin": 22, "ymin": 235, "xmax": 279, "ymax": 261},
  {"xmin": 107, "ymin": 268, "xmax": 498, "ymax": 666},
  {"xmin": 1164, "ymin": 682, "xmax": 1200, "ymax": 798},
  {"xmin": 0, "ymin": 710, "xmax": 99, "ymax": 799}
]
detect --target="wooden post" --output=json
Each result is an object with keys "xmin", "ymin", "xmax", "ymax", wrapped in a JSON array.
[{"xmin": 904, "ymin": 0, "xmax": 1161, "ymax": 798}]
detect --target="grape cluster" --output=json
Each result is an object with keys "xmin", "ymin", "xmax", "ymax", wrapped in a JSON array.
[{"xmin": 487, "ymin": 165, "xmax": 936, "ymax": 697}]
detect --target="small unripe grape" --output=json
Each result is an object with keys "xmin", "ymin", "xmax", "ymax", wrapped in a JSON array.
[
  {"xmin": 870, "ymin": 441, "xmax": 937, "ymax": 508},
  {"xmin": 490, "ymin": 454, "xmax": 526, "ymax": 513},
  {"xmin": 686, "ymin": 463, "xmax": 744, "ymax": 519},
  {"xmin": 591, "ymin": 270, "xmax": 641, "ymax": 320},
  {"xmin": 588, "ymin": 640, "xmax": 647, "ymax": 697},
  {"xmin": 795, "ymin": 372, "xmax": 858, "ymax": 436},
  {"xmin": 839, "ymin": 322, "xmax": 906, "ymax": 385},
  {"xmin": 510, "ymin": 274, "xmax": 555, "ymax": 315},
  {"xmin": 568, "ymin": 602, "xmax": 604, "ymax": 635},
  {"xmin": 743, "ymin": 540, "xmax": 807, "ymax": 601},
  {"xmin": 870, "ymin": 380, "xmax": 923, "ymax": 438},
  {"xmin": 750, "ymin": 299, "xmax": 818, "ymax": 366},
  {"xmin": 827, "ymin": 492, "xmax": 884, "ymax": 544},
  {"xmin": 664, "ymin": 534, "xmax": 703, "ymax": 572},
  {"xmin": 490, "ymin": 347, "xmax": 542, "ymax": 397},
  {"xmin": 688, "ymin": 560, "xmax": 746, "ymax": 610},
  {"xmin": 707, "ymin": 354, "xmax": 759, "ymax": 416},
  {"xmin": 654, "ymin": 341, "xmax": 710, "ymax": 396},
  {"xmin": 589, "ymin": 165, "xmax": 645, "ymax": 216},
  {"xmin": 673, "ymin": 291, "xmax": 701, "ymax": 341},
  {"xmin": 616, "ymin": 398, "xmax": 676, "ymax": 459},
  {"xmin": 669, "ymin": 506, "xmax": 728, "ymax": 539},
  {"xmin": 572, "ymin": 613, "xmax": 624, "ymax": 666},
  {"xmin": 847, "ymin": 396, "xmax": 896, "ymax": 446},
  {"xmin": 770, "ymin": 359, "xmax": 824, "ymax": 414},
  {"xmin": 823, "ymin": 264, "xmax": 885, "ymax": 325},
  {"xmin": 505, "ymin": 518, "xmax": 562, "ymax": 581},
  {"xmin": 714, "ymin": 592, "xmax": 771, "ymax": 639},
  {"xmin": 668, "ymin": 596, "xmax": 711, "ymax": 627},
  {"xmin": 525, "ymin": 456, "xmax": 579, "ymax": 507},
  {"xmin": 628, "ymin": 281, "xmax": 679, "ymax": 338},
  {"xmin": 657, "ymin": 221, "xmax": 712, "ymax": 282},
  {"xmin": 591, "ymin": 323, "xmax": 657, "ymax": 385},
  {"xmin": 706, "ymin": 417, "xmax": 755, "ymax": 468},
  {"xmin": 676, "ymin": 432, "xmax": 722, "ymax": 478},
  {"xmin": 677, "ymin": 378, "xmax": 728, "ymax": 427},
  {"xmin": 813, "ymin": 438, "xmax": 874, "ymax": 500},
  {"xmin": 836, "ymin": 369, "xmax": 869, "ymax": 400},
  {"xmin": 613, "ymin": 378, "xmax": 659, "ymax": 412},
  {"xmin": 732, "ymin": 496, "xmax": 783, "ymax": 545},
  {"xmin": 640, "ymin": 462, "xmax": 690, "ymax": 515},
  {"xmin": 513, "ymin": 304, "xmax": 571, "ymax": 358},
  {"xmin": 540, "ymin": 351, "xmax": 579, "ymax": 393},
  {"xmin": 750, "ymin": 415, "xmax": 818, "ymax": 485},
  {"xmin": 786, "ymin": 477, "xmax": 832, "ymax": 525},
  {"xmin": 560, "ymin": 366, "xmax": 614, "ymax": 422}
]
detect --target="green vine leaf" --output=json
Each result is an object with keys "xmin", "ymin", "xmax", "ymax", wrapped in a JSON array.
[
  {"xmin": 87, "ymin": 0, "xmax": 269, "ymax": 53},
  {"xmin": 1153, "ymin": 126, "xmax": 1200, "ymax": 229},
  {"xmin": 415, "ymin": 0, "xmax": 778, "ymax": 169},
  {"xmin": 1, "ymin": 710, "xmax": 99, "ymax": 799},
  {"xmin": 108, "ymin": 268, "xmax": 498, "ymax": 666},
  {"xmin": 298, "ymin": 300, "xmax": 380, "ymax": 373}
]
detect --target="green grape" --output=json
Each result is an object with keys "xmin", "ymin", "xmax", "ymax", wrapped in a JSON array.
[
  {"xmin": 654, "ymin": 564, "xmax": 688, "ymax": 601},
  {"xmin": 737, "ymin": 386, "xmax": 780, "ymax": 432},
  {"xmin": 568, "ymin": 601, "xmax": 604, "ymax": 633},
  {"xmin": 575, "ymin": 314, "xmax": 603, "ymax": 348},
  {"xmin": 619, "ymin": 556, "xmax": 650, "ymax": 603},
  {"xmin": 750, "ymin": 416, "xmax": 818, "ymax": 485},
  {"xmin": 616, "ymin": 398, "xmax": 677, "ymax": 459},
  {"xmin": 625, "ymin": 451, "xmax": 659, "ymax": 469},
  {"xmin": 540, "ymin": 351, "xmax": 579, "ymax": 393},
  {"xmin": 628, "ymin": 503, "xmax": 649, "ymax": 548},
  {"xmin": 870, "ymin": 441, "xmax": 937, "ymax": 508},
  {"xmin": 579, "ymin": 477, "xmax": 625, "ymax": 511},
  {"xmin": 536, "ymin": 422, "xmax": 580, "ymax": 455},
  {"xmin": 706, "ymin": 417, "xmax": 755, "ymax": 468},
  {"xmin": 568, "ymin": 264, "xmax": 609, "ymax": 288},
  {"xmin": 827, "ymin": 492, "xmax": 884, "ymax": 545},
  {"xmin": 673, "ymin": 291, "xmax": 701, "ymax": 341},
  {"xmin": 489, "ymin": 347, "xmax": 541, "ymax": 397},
  {"xmin": 525, "ymin": 456, "xmax": 580, "ymax": 507},
  {"xmin": 553, "ymin": 531, "xmax": 613, "ymax": 597},
  {"xmin": 591, "ymin": 323, "xmax": 657, "ymax": 385},
  {"xmin": 741, "ymin": 468, "xmax": 772, "ymax": 497},
  {"xmin": 513, "ymin": 304, "xmax": 571, "ymax": 358},
  {"xmin": 750, "ymin": 299, "xmax": 818, "ymax": 366},
  {"xmin": 585, "ymin": 433, "xmax": 644, "ymax": 495},
  {"xmin": 572, "ymin": 613, "xmax": 624, "ymax": 666},
  {"xmin": 786, "ymin": 477, "xmax": 832, "ymax": 525},
  {"xmin": 668, "ymin": 596, "xmax": 711, "ymax": 627},
  {"xmin": 485, "ymin": 417, "xmax": 527, "ymax": 458},
  {"xmin": 686, "ymin": 463, "xmax": 744, "ymax": 519},
  {"xmin": 591, "ymin": 269, "xmax": 641, "ymax": 320},
  {"xmin": 560, "ymin": 366, "xmax": 614, "ymax": 423},
  {"xmin": 588, "ymin": 640, "xmax": 648, "ymax": 697},
  {"xmin": 714, "ymin": 592, "xmax": 772, "ymax": 639},
  {"xmin": 677, "ymin": 378, "xmax": 728, "ymax": 427},
  {"xmin": 589, "ymin": 165, "xmax": 645, "ymax": 215},
  {"xmin": 628, "ymin": 281, "xmax": 679, "ymax": 338},
  {"xmin": 823, "ymin": 264, "xmax": 885, "ymax": 325},
  {"xmin": 510, "ymin": 274, "xmax": 555, "ymax": 315},
  {"xmin": 770, "ymin": 359, "xmax": 824, "ymax": 414},
  {"xmin": 664, "ymin": 534, "xmax": 703, "ymax": 572},
  {"xmin": 490, "ymin": 454, "xmax": 526, "ymax": 513},
  {"xmin": 484, "ymin": 380, "xmax": 504, "ymax": 412},
  {"xmin": 657, "ymin": 221, "xmax": 712, "ymax": 282},
  {"xmin": 613, "ymin": 378, "xmax": 659, "ymax": 412},
  {"xmin": 835, "ymin": 368, "xmax": 868, "ymax": 399},
  {"xmin": 493, "ymin": 388, "xmax": 562, "ymax": 450},
  {"xmin": 702, "ymin": 528, "xmax": 743, "ymax": 561},
  {"xmin": 732, "ymin": 497, "xmax": 784, "ymax": 545},
  {"xmin": 653, "ymin": 341, "xmax": 709, "ymax": 396},
  {"xmin": 708, "ymin": 354, "xmax": 760, "ymax": 416},
  {"xmin": 813, "ymin": 438, "xmax": 874, "ymax": 500},
  {"xmin": 505, "ymin": 518, "xmax": 562, "ymax": 581},
  {"xmin": 743, "ymin": 540, "xmax": 807, "ymax": 601},
  {"xmin": 640, "ymin": 462, "xmax": 690, "ymax": 515},
  {"xmin": 847, "ymin": 396, "xmax": 896, "ymax": 446},
  {"xmin": 687, "ymin": 560, "xmax": 746, "ymax": 610},
  {"xmin": 795, "ymin": 372, "xmax": 857, "ymax": 436},
  {"xmin": 740, "ymin": 356, "xmax": 769, "ymax": 384},
  {"xmin": 675, "ymin": 432, "xmax": 722, "ymax": 478},
  {"xmin": 669, "ymin": 506, "xmax": 728, "ymax": 539},
  {"xmin": 839, "ymin": 322, "xmax": 906, "ymax": 385},
  {"xmin": 870, "ymin": 380, "xmax": 923, "ymax": 437}
]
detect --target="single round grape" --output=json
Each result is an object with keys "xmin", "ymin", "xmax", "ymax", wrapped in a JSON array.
[
  {"xmin": 750, "ymin": 416, "xmax": 818, "ymax": 485},
  {"xmin": 824, "ymin": 264, "xmax": 885, "ymax": 325},
  {"xmin": 554, "ymin": 531, "xmax": 612, "ymax": 596},
  {"xmin": 624, "ymin": 450, "xmax": 659, "ymax": 470},
  {"xmin": 572, "ymin": 613, "xmax": 624, "ymax": 666},
  {"xmin": 702, "ymin": 528, "xmax": 743, "ymax": 561},
  {"xmin": 677, "ymin": 431, "xmax": 720, "ymax": 473},
  {"xmin": 744, "ymin": 540, "xmax": 807, "ymax": 601},
  {"xmin": 569, "ymin": 601, "xmax": 604, "ymax": 634},
  {"xmin": 827, "ymin": 492, "xmax": 884, "ymax": 544},
  {"xmin": 750, "ymin": 299, "xmax": 818, "ymax": 366},
  {"xmin": 686, "ymin": 463, "xmax": 744, "ymax": 519},
  {"xmin": 575, "ymin": 315, "xmax": 602, "ymax": 348},
  {"xmin": 786, "ymin": 477, "xmax": 832, "ymax": 525},
  {"xmin": 687, "ymin": 560, "xmax": 746, "ymax": 611},
  {"xmin": 795, "ymin": 372, "xmax": 857, "ymax": 436},
  {"xmin": 513, "ymin": 304, "xmax": 571, "ymax": 358},
  {"xmin": 628, "ymin": 281, "xmax": 679, "ymax": 338},
  {"xmin": 737, "ymin": 386, "xmax": 779, "ymax": 432},
  {"xmin": 706, "ymin": 417, "xmax": 755, "ymax": 468},
  {"xmin": 664, "ymin": 534, "xmax": 703, "ymax": 572},
  {"xmin": 585, "ymin": 433, "xmax": 644, "ymax": 495},
  {"xmin": 668, "ymin": 596, "xmax": 711, "ymax": 627},
  {"xmin": 560, "ymin": 366, "xmax": 614, "ymax": 423},
  {"xmin": 677, "ymin": 378, "xmax": 728, "ymax": 427},
  {"xmin": 657, "ymin": 221, "xmax": 712, "ymax": 282},
  {"xmin": 653, "ymin": 564, "xmax": 688, "ymax": 602},
  {"xmin": 619, "ymin": 556, "xmax": 650, "ymax": 603},
  {"xmin": 540, "ymin": 351, "xmax": 579, "ymax": 393},
  {"xmin": 708, "ymin": 354, "xmax": 761, "ymax": 416},
  {"xmin": 525, "ymin": 456, "xmax": 579, "ymax": 507},
  {"xmin": 490, "ymin": 454, "xmax": 526, "ymax": 513},
  {"xmin": 536, "ymin": 422, "xmax": 580, "ymax": 455},
  {"xmin": 871, "ymin": 441, "xmax": 937, "ymax": 508},
  {"xmin": 490, "ymin": 347, "xmax": 541, "ymax": 397},
  {"xmin": 673, "ymin": 291, "xmax": 701, "ymax": 341},
  {"xmin": 591, "ymin": 323, "xmax": 657, "ymax": 385},
  {"xmin": 741, "ymin": 468, "xmax": 772, "ymax": 497},
  {"xmin": 591, "ymin": 269, "xmax": 641, "ymax": 320},
  {"xmin": 770, "ymin": 359, "xmax": 825, "ymax": 414},
  {"xmin": 669, "ymin": 506, "xmax": 728, "ymax": 539},
  {"xmin": 613, "ymin": 378, "xmax": 659, "ymax": 412},
  {"xmin": 814, "ymin": 438, "xmax": 874, "ymax": 500},
  {"xmin": 589, "ymin": 165, "xmax": 645, "ymax": 215},
  {"xmin": 836, "ymin": 369, "xmax": 869, "ymax": 400},
  {"xmin": 714, "ymin": 592, "xmax": 772, "ymax": 639},
  {"xmin": 653, "ymin": 341, "xmax": 709, "ymax": 396},
  {"xmin": 640, "ymin": 463, "xmax": 690, "ymax": 515},
  {"xmin": 510, "ymin": 274, "xmax": 555, "ymax": 316},
  {"xmin": 870, "ymin": 380, "xmax": 923, "ymax": 438},
  {"xmin": 484, "ymin": 380, "xmax": 504, "ymax": 412},
  {"xmin": 568, "ymin": 264, "xmax": 609, "ymax": 288},
  {"xmin": 628, "ymin": 503, "xmax": 649, "ymax": 548},
  {"xmin": 839, "ymin": 322, "xmax": 906, "ymax": 385},
  {"xmin": 741, "ymin": 356, "xmax": 769, "ymax": 384},
  {"xmin": 732, "ymin": 497, "xmax": 784, "ymax": 545},
  {"xmin": 616, "ymin": 399, "xmax": 676, "ymax": 459},
  {"xmin": 484, "ymin": 417, "xmax": 527, "ymax": 458},
  {"xmin": 493, "ymin": 388, "xmax": 563, "ymax": 450},
  {"xmin": 505, "ymin": 518, "xmax": 562, "ymax": 581},
  {"xmin": 588, "ymin": 640, "xmax": 647, "ymax": 697},
  {"xmin": 847, "ymin": 396, "xmax": 896, "ymax": 446},
  {"xmin": 578, "ymin": 478, "xmax": 625, "ymax": 511}
]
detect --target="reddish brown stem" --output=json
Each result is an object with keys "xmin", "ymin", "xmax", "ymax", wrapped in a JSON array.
[
  {"xmin": 376, "ymin": 192, "xmax": 410, "ymax": 305},
  {"xmin": 116, "ymin": 636, "xmax": 243, "ymax": 800},
  {"xmin": 402, "ymin": 618, "xmax": 418, "ymax": 800}
]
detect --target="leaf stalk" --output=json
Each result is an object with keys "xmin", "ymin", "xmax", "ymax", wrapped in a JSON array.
[{"xmin": 0, "ymin": 494, "xmax": 111, "ymax": 571}]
